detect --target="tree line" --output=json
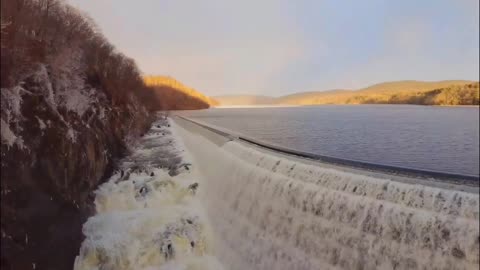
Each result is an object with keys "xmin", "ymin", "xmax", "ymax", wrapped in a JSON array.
[
  {"xmin": 356, "ymin": 83, "xmax": 480, "ymax": 106},
  {"xmin": 1, "ymin": 0, "xmax": 210, "ymax": 111}
]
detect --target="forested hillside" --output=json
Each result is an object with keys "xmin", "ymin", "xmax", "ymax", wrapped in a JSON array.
[
  {"xmin": 144, "ymin": 76, "xmax": 218, "ymax": 109},
  {"xmin": 381, "ymin": 82, "xmax": 479, "ymax": 105},
  {"xmin": 0, "ymin": 1, "xmax": 210, "ymax": 269},
  {"xmin": 212, "ymin": 81, "xmax": 479, "ymax": 106},
  {"xmin": 276, "ymin": 80, "xmax": 478, "ymax": 105}
]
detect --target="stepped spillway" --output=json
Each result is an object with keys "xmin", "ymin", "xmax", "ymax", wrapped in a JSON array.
[
  {"xmin": 172, "ymin": 116, "xmax": 479, "ymax": 270},
  {"xmin": 74, "ymin": 115, "xmax": 479, "ymax": 270}
]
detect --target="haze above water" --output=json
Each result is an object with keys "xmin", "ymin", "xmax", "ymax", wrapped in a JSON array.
[{"xmin": 180, "ymin": 105, "xmax": 480, "ymax": 176}]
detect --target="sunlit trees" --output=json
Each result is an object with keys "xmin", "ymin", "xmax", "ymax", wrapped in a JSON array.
[
  {"xmin": 0, "ymin": 0, "xmax": 157, "ymax": 108},
  {"xmin": 422, "ymin": 83, "xmax": 479, "ymax": 105},
  {"xmin": 144, "ymin": 76, "xmax": 218, "ymax": 109}
]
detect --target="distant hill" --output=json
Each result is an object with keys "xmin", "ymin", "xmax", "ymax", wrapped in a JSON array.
[
  {"xmin": 213, "ymin": 80, "xmax": 478, "ymax": 106},
  {"xmin": 384, "ymin": 82, "xmax": 479, "ymax": 105},
  {"xmin": 212, "ymin": 95, "xmax": 276, "ymax": 105},
  {"xmin": 357, "ymin": 80, "xmax": 473, "ymax": 94},
  {"xmin": 277, "ymin": 80, "xmax": 475, "ymax": 105},
  {"xmin": 275, "ymin": 89, "xmax": 352, "ymax": 105},
  {"xmin": 144, "ymin": 76, "xmax": 218, "ymax": 109}
]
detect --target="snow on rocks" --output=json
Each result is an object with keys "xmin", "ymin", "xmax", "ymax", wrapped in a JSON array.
[
  {"xmin": 36, "ymin": 117, "xmax": 47, "ymax": 130},
  {"xmin": 1, "ymin": 119, "xmax": 17, "ymax": 147}
]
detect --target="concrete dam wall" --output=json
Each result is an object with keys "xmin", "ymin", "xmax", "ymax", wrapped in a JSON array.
[{"xmin": 172, "ymin": 116, "xmax": 479, "ymax": 270}]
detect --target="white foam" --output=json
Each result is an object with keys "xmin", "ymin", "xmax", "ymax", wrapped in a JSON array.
[
  {"xmin": 172, "ymin": 117, "xmax": 480, "ymax": 270},
  {"xmin": 74, "ymin": 118, "xmax": 223, "ymax": 270}
]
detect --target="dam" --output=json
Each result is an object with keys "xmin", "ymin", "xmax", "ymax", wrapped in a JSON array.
[{"xmin": 75, "ymin": 115, "xmax": 479, "ymax": 270}]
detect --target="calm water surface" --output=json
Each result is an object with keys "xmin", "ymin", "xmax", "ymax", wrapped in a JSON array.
[{"xmin": 179, "ymin": 105, "xmax": 479, "ymax": 176}]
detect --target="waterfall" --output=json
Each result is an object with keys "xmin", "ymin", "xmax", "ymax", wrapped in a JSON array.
[
  {"xmin": 172, "ymin": 117, "xmax": 479, "ymax": 270},
  {"xmin": 74, "ymin": 117, "xmax": 224, "ymax": 270}
]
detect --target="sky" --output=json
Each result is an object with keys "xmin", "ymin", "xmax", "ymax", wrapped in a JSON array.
[{"xmin": 68, "ymin": 0, "xmax": 479, "ymax": 96}]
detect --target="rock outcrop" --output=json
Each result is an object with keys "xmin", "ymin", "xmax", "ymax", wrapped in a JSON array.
[
  {"xmin": 0, "ymin": 63, "xmax": 153, "ymax": 270},
  {"xmin": 0, "ymin": 1, "xmax": 155, "ymax": 268},
  {"xmin": 0, "ymin": 1, "xmax": 214, "ymax": 269}
]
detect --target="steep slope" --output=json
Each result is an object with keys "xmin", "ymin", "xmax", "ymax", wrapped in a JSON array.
[
  {"xmin": 144, "ymin": 76, "xmax": 218, "ymax": 109},
  {"xmin": 0, "ymin": 1, "xmax": 156, "ymax": 269}
]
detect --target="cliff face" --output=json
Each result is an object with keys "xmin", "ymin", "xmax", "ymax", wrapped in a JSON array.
[
  {"xmin": 0, "ymin": 1, "xmax": 154, "ymax": 269},
  {"xmin": 0, "ymin": 63, "xmax": 153, "ymax": 270}
]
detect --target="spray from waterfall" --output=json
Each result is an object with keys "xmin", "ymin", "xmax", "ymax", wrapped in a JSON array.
[{"xmin": 74, "ymin": 117, "xmax": 224, "ymax": 270}]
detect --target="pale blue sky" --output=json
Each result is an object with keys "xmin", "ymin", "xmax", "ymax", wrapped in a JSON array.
[{"xmin": 69, "ymin": 0, "xmax": 479, "ymax": 96}]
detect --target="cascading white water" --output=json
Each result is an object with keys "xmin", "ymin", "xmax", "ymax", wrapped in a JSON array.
[
  {"xmin": 172, "ymin": 117, "xmax": 480, "ymax": 270},
  {"xmin": 74, "ymin": 118, "xmax": 224, "ymax": 270}
]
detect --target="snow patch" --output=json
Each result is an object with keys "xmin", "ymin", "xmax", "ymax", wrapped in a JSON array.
[
  {"xmin": 33, "ymin": 64, "xmax": 57, "ymax": 109},
  {"xmin": 36, "ymin": 117, "xmax": 47, "ymax": 130},
  {"xmin": 67, "ymin": 127, "xmax": 77, "ymax": 142},
  {"xmin": 49, "ymin": 46, "xmax": 97, "ymax": 117},
  {"xmin": 1, "ymin": 86, "xmax": 24, "ymax": 123},
  {"xmin": 61, "ymin": 88, "xmax": 92, "ymax": 117},
  {"xmin": 1, "ymin": 118, "xmax": 25, "ymax": 149},
  {"xmin": 1, "ymin": 119, "xmax": 17, "ymax": 147},
  {"xmin": 98, "ymin": 107, "xmax": 106, "ymax": 121}
]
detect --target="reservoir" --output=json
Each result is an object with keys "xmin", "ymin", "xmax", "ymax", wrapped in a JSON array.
[{"xmin": 180, "ymin": 105, "xmax": 480, "ymax": 177}]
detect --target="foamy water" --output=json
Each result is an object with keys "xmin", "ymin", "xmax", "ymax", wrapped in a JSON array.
[
  {"xmin": 74, "ymin": 117, "xmax": 224, "ymax": 270},
  {"xmin": 75, "ymin": 116, "xmax": 479, "ymax": 270},
  {"xmin": 173, "ymin": 117, "xmax": 480, "ymax": 270}
]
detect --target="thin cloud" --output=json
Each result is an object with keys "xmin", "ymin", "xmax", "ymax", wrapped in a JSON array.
[{"xmin": 68, "ymin": 0, "xmax": 478, "ymax": 95}]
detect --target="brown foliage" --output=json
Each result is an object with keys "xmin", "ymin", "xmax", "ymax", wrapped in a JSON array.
[
  {"xmin": 144, "ymin": 76, "xmax": 217, "ymax": 110},
  {"xmin": 0, "ymin": 0, "xmax": 156, "ymax": 110},
  {"xmin": 1, "ymin": 0, "xmax": 214, "ymax": 111},
  {"xmin": 274, "ymin": 81, "xmax": 479, "ymax": 106}
]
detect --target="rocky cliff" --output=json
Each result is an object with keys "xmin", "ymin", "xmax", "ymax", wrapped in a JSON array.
[
  {"xmin": 0, "ymin": 63, "xmax": 153, "ymax": 270},
  {"xmin": 0, "ymin": 0, "xmax": 155, "ymax": 269}
]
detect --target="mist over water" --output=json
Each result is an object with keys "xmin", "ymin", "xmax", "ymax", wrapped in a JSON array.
[{"xmin": 180, "ymin": 105, "xmax": 480, "ymax": 176}]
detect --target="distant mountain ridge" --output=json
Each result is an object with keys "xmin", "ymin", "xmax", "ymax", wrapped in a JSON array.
[{"xmin": 212, "ymin": 80, "xmax": 478, "ymax": 106}]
